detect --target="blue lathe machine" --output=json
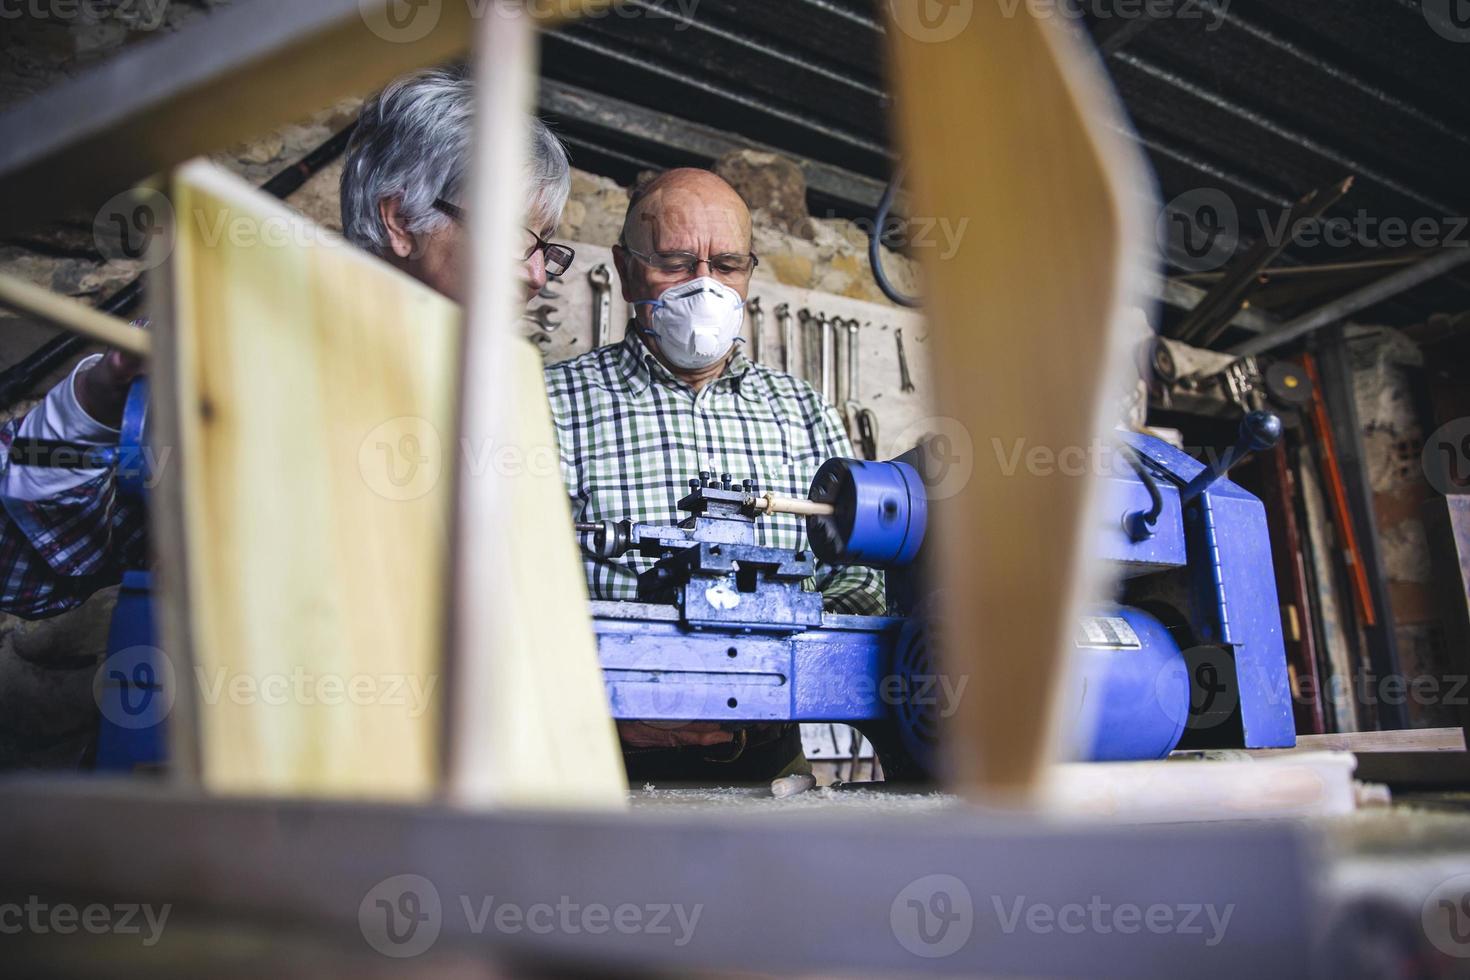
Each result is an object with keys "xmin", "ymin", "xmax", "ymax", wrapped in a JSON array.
[
  {"xmin": 52, "ymin": 381, "xmax": 1294, "ymax": 775},
  {"xmin": 579, "ymin": 412, "xmax": 1296, "ymax": 780}
]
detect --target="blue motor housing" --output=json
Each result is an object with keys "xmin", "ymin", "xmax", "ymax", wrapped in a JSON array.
[{"xmin": 1071, "ymin": 605, "xmax": 1189, "ymax": 761}]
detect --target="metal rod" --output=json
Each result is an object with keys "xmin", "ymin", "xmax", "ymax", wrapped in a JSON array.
[{"xmin": 1228, "ymin": 249, "xmax": 1470, "ymax": 357}]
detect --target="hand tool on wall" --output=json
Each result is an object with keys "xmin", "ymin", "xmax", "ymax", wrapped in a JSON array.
[
  {"xmin": 746, "ymin": 296, "xmax": 763, "ymax": 363},
  {"xmin": 839, "ymin": 318, "xmax": 876, "ymax": 458},
  {"xmin": 523, "ymin": 304, "xmax": 562, "ymax": 332},
  {"xmin": 819, "ymin": 310, "xmax": 836, "ymax": 404},
  {"xmin": 799, "ymin": 308, "xmax": 817, "ymax": 383},
  {"xmin": 776, "ymin": 303, "xmax": 795, "ymax": 376},
  {"xmin": 895, "ymin": 327, "xmax": 916, "ymax": 394},
  {"xmin": 588, "ymin": 263, "xmax": 612, "ymax": 350}
]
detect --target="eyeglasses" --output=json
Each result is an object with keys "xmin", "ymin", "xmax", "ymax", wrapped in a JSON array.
[
  {"xmin": 432, "ymin": 198, "xmax": 576, "ymax": 277},
  {"xmin": 619, "ymin": 242, "xmax": 759, "ymax": 279}
]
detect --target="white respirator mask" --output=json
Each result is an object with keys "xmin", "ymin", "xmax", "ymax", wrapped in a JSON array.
[{"xmin": 634, "ymin": 277, "xmax": 746, "ymax": 370}]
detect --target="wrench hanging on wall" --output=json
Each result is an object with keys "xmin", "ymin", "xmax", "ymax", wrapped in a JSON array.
[
  {"xmin": 746, "ymin": 296, "xmax": 763, "ymax": 363},
  {"xmin": 588, "ymin": 264, "xmax": 612, "ymax": 350},
  {"xmin": 776, "ymin": 303, "xmax": 795, "ymax": 377}
]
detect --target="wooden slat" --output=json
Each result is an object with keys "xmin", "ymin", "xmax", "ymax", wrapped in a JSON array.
[
  {"xmin": 886, "ymin": 9, "xmax": 1153, "ymax": 800},
  {"xmin": 444, "ymin": 3, "xmax": 626, "ymax": 808},
  {"xmin": 1247, "ymin": 728, "xmax": 1467, "ymax": 756},
  {"xmin": 155, "ymin": 161, "xmax": 458, "ymax": 798},
  {"xmin": 0, "ymin": 273, "xmax": 150, "ymax": 357}
]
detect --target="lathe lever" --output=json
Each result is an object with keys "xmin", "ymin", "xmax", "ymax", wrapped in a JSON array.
[{"xmin": 1179, "ymin": 410, "xmax": 1283, "ymax": 505}]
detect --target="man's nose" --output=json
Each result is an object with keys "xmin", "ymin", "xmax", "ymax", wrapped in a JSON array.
[{"xmin": 523, "ymin": 250, "xmax": 548, "ymax": 293}]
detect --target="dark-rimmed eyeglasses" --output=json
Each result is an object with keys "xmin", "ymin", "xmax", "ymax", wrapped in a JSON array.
[
  {"xmin": 432, "ymin": 198, "xmax": 576, "ymax": 277},
  {"xmin": 619, "ymin": 242, "xmax": 759, "ymax": 279}
]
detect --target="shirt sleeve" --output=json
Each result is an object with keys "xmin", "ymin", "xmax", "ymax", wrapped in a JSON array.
[{"xmin": 802, "ymin": 395, "xmax": 888, "ymax": 616}]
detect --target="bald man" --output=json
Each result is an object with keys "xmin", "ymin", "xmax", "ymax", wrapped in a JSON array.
[{"xmin": 545, "ymin": 169, "xmax": 885, "ymax": 782}]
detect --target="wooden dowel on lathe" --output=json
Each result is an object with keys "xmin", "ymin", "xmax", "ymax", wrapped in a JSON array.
[
  {"xmin": 0, "ymin": 273, "xmax": 150, "ymax": 358},
  {"xmin": 753, "ymin": 493, "xmax": 836, "ymax": 518}
]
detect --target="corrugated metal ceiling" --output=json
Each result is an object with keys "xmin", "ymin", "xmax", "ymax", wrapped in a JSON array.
[{"xmin": 538, "ymin": 0, "xmax": 1470, "ymax": 337}]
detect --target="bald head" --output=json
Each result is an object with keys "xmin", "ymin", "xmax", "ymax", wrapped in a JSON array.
[{"xmin": 619, "ymin": 168, "xmax": 752, "ymax": 254}]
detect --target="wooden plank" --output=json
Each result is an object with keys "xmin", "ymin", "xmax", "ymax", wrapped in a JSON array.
[
  {"xmin": 444, "ymin": 4, "xmax": 626, "ymax": 808},
  {"xmin": 0, "ymin": 0, "xmax": 617, "ymax": 235},
  {"xmin": 155, "ymin": 161, "xmax": 458, "ymax": 799},
  {"xmin": 1044, "ymin": 753, "xmax": 1362, "ymax": 821},
  {"xmin": 0, "ymin": 273, "xmax": 151, "ymax": 357},
  {"xmin": 885, "ymin": 7, "xmax": 1153, "ymax": 798},
  {"xmin": 1246, "ymin": 728, "xmax": 1466, "ymax": 756}
]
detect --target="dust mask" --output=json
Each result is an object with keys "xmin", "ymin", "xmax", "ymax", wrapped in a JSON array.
[{"xmin": 635, "ymin": 277, "xmax": 745, "ymax": 370}]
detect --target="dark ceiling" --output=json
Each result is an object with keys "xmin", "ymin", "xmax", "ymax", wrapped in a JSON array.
[{"xmin": 538, "ymin": 0, "xmax": 1470, "ymax": 338}]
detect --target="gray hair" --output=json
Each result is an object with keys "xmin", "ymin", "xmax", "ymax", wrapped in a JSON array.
[{"xmin": 341, "ymin": 67, "xmax": 572, "ymax": 254}]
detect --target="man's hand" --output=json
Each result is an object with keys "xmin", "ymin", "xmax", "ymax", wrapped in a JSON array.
[
  {"xmin": 73, "ymin": 348, "xmax": 145, "ymax": 428},
  {"xmin": 617, "ymin": 720, "xmax": 735, "ymax": 750}
]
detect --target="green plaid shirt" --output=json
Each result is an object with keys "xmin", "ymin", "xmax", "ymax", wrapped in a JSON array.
[{"xmin": 546, "ymin": 329, "xmax": 885, "ymax": 615}]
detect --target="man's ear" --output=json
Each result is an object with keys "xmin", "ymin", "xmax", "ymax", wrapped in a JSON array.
[
  {"xmin": 378, "ymin": 197, "xmax": 417, "ymax": 259},
  {"xmin": 611, "ymin": 244, "xmax": 636, "ymax": 304}
]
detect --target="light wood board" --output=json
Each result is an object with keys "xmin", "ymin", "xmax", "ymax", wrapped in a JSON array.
[
  {"xmin": 444, "ymin": 6, "xmax": 627, "ymax": 809},
  {"xmin": 886, "ymin": 8, "xmax": 1154, "ymax": 799},
  {"xmin": 155, "ymin": 160, "xmax": 457, "ymax": 798}
]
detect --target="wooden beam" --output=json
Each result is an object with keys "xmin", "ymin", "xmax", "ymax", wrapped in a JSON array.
[
  {"xmin": 0, "ymin": 0, "xmax": 618, "ymax": 235},
  {"xmin": 0, "ymin": 273, "xmax": 151, "ymax": 358},
  {"xmin": 886, "ymin": 7, "xmax": 1153, "ymax": 801},
  {"xmin": 444, "ymin": 2, "xmax": 627, "ymax": 808}
]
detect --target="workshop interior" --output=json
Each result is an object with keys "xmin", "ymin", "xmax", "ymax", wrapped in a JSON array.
[{"xmin": 2, "ymin": 0, "xmax": 1470, "ymax": 976}]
